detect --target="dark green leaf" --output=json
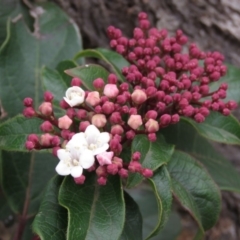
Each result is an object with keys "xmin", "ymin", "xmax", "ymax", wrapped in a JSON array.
[
  {"xmin": 65, "ymin": 64, "xmax": 109, "ymax": 91},
  {"xmin": 210, "ymin": 64, "xmax": 240, "ymax": 103},
  {"xmin": 0, "ymin": 2, "xmax": 82, "ymax": 117},
  {"xmin": 33, "ymin": 176, "xmax": 67, "ymax": 240},
  {"xmin": 162, "ymin": 120, "xmax": 240, "ymax": 192},
  {"xmin": 167, "ymin": 150, "xmax": 221, "ymax": 231},
  {"xmin": 59, "ymin": 174, "xmax": 125, "ymax": 240},
  {"xmin": 0, "ymin": 151, "xmax": 57, "ymax": 215},
  {"xmin": 147, "ymin": 166, "xmax": 172, "ymax": 239},
  {"xmin": 120, "ymin": 191, "xmax": 142, "ymax": 240},
  {"xmin": 0, "ymin": 115, "xmax": 44, "ymax": 151},
  {"xmin": 182, "ymin": 117, "xmax": 240, "ymax": 145},
  {"xmin": 0, "ymin": 187, "xmax": 13, "ymax": 221},
  {"xmin": 126, "ymin": 134, "xmax": 174, "ymax": 188},
  {"xmin": 56, "ymin": 60, "xmax": 78, "ymax": 84},
  {"xmin": 74, "ymin": 48, "xmax": 129, "ymax": 82}
]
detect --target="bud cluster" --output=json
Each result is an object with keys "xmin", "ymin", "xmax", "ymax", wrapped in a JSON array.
[
  {"xmin": 107, "ymin": 12, "xmax": 237, "ymax": 124},
  {"xmin": 23, "ymin": 12, "xmax": 237, "ymax": 186}
]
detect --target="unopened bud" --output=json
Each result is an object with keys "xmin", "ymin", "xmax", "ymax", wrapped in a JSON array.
[
  {"xmin": 39, "ymin": 102, "xmax": 52, "ymax": 116},
  {"xmin": 128, "ymin": 115, "xmax": 143, "ymax": 129},
  {"xmin": 58, "ymin": 115, "xmax": 72, "ymax": 129},
  {"xmin": 131, "ymin": 89, "xmax": 147, "ymax": 104},
  {"xmin": 145, "ymin": 119, "xmax": 159, "ymax": 133}
]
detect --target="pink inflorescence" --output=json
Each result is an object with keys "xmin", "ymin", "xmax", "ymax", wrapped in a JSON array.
[
  {"xmin": 107, "ymin": 12, "xmax": 237, "ymax": 124},
  {"xmin": 23, "ymin": 12, "xmax": 237, "ymax": 186}
]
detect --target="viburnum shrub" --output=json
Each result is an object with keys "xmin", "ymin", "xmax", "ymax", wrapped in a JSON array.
[{"xmin": 1, "ymin": 5, "xmax": 240, "ymax": 240}]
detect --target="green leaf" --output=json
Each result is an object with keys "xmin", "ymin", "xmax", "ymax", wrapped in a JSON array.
[
  {"xmin": 0, "ymin": 2, "xmax": 82, "ymax": 117},
  {"xmin": 182, "ymin": 116, "xmax": 240, "ymax": 145},
  {"xmin": 65, "ymin": 64, "xmax": 109, "ymax": 91},
  {"xmin": 0, "ymin": 151, "xmax": 57, "ymax": 215},
  {"xmin": 126, "ymin": 134, "xmax": 174, "ymax": 188},
  {"xmin": 33, "ymin": 175, "xmax": 67, "ymax": 240},
  {"xmin": 74, "ymin": 48, "xmax": 129, "ymax": 82},
  {"xmin": 147, "ymin": 166, "xmax": 172, "ymax": 239},
  {"xmin": 167, "ymin": 150, "xmax": 221, "ymax": 231},
  {"xmin": 56, "ymin": 60, "xmax": 78, "ymax": 84},
  {"xmin": 162, "ymin": 120, "xmax": 240, "ymax": 192},
  {"xmin": 59, "ymin": 174, "xmax": 125, "ymax": 240},
  {"xmin": 0, "ymin": 115, "xmax": 43, "ymax": 151},
  {"xmin": 127, "ymin": 187, "xmax": 181, "ymax": 240},
  {"xmin": 0, "ymin": 187, "xmax": 13, "ymax": 221},
  {"xmin": 210, "ymin": 64, "xmax": 240, "ymax": 103},
  {"xmin": 120, "ymin": 191, "xmax": 142, "ymax": 240}
]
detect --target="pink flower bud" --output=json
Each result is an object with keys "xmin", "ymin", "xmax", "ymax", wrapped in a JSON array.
[
  {"xmin": 40, "ymin": 133, "xmax": 53, "ymax": 147},
  {"xmin": 76, "ymin": 109, "xmax": 87, "ymax": 119},
  {"xmin": 97, "ymin": 176, "xmax": 107, "ymax": 185},
  {"xmin": 74, "ymin": 175, "xmax": 86, "ymax": 184},
  {"xmin": 132, "ymin": 152, "xmax": 141, "ymax": 161},
  {"xmin": 182, "ymin": 106, "xmax": 195, "ymax": 116},
  {"xmin": 79, "ymin": 121, "xmax": 90, "ymax": 132},
  {"xmin": 66, "ymin": 108, "xmax": 75, "ymax": 119},
  {"xmin": 97, "ymin": 151, "xmax": 114, "ymax": 166},
  {"xmin": 96, "ymin": 166, "xmax": 108, "ymax": 177},
  {"xmin": 107, "ymin": 164, "xmax": 119, "ymax": 175},
  {"xmin": 39, "ymin": 102, "xmax": 52, "ymax": 116},
  {"xmin": 148, "ymin": 133, "xmax": 157, "ymax": 142},
  {"xmin": 108, "ymin": 73, "xmax": 118, "ymax": 84},
  {"xmin": 103, "ymin": 84, "xmax": 119, "ymax": 98},
  {"xmin": 58, "ymin": 115, "xmax": 73, "ymax": 129},
  {"xmin": 59, "ymin": 99, "xmax": 70, "ymax": 109},
  {"xmin": 160, "ymin": 114, "xmax": 171, "ymax": 127},
  {"xmin": 109, "ymin": 112, "xmax": 122, "ymax": 124},
  {"xmin": 131, "ymin": 89, "xmax": 147, "ymax": 104},
  {"xmin": 145, "ymin": 110, "xmax": 158, "ymax": 120},
  {"xmin": 142, "ymin": 168, "xmax": 153, "ymax": 178},
  {"xmin": 128, "ymin": 115, "xmax": 143, "ymax": 130},
  {"xmin": 93, "ymin": 78, "xmax": 105, "ymax": 89},
  {"xmin": 128, "ymin": 161, "xmax": 142, "ymax": 173},
  {"xmin": 102, "ymin": 101, "xmax": 115, "ymax": 114},
  {"xmin": 25, "ymin": 141, "xmax": 35, "ymax": 150},
  {"xmin": 27, "ymin": 134, "xmax": 39, "ymax": 144},
  {"xmin": 194, "ymin": 113, "xmax": 205, "ymax": 123},
  {"xmin": 91, "ymin": 114, "xmax": 107, "ymax": 128},
  {"xmin": 145, "ymin": 119, "xmax": 159, "ymax": 133},
  {"xmin": 86, "ymin": 91, "xmax": 101, "ymax": 107},
  {"xmin": 118, "ymin": 168, "xmax": 128, "ymax": 178},
  {"xmin": 171, "ymin": 114, "xmax": 180, "ymax": 124},
  {"xmin": 222, "ymin": 108, "xmax": 230, "ymax": 116},
  {"xmin": 126, "ymin": 130, "xmax": 135, "ymax": 140},
  {"xmin": 44, "ymin": 91, "xmax": 54, "ymax": 102},
  {"xmin": 111, "ymin": 125, "xmax": 124, "ymax": 135},
  {"xmin": 226, "ymin": 100, "xmax": 237, "ymax": 110},
  {"xmin": 51, "ymin": 136, "xmax": 60, "ymax": 146},
  {"xmin": 23, "ymin": 98, "xmax": 33, "ymax": 107},
  {"xmin": 40, "ymin": 121, "xmax": 53, "ymax": 133},
  {"xmin": 23, "ymin": 107, "xmax": 36, "ymax": 118},
  {"xmin": 71, "ymin": 77, "xmax": 82, "ymax": 86}
]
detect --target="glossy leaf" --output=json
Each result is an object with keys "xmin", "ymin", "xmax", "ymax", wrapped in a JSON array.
[
  {"xmin": 147, "ymin": 166, "xmax": 172, "ymax": 239},
  {"xmin": 74, "ymin": 48, "xmax": 129, "ymax": 81},
  {"xmin": 0, "ymin": 151, "xmax": 57, "ymax": 214},
  {"xmin": 167, "ymin": 150, "xmax": 221, "ymax": 231},
  {"xmin": 162, "ymin": 120, "xmax": 240, "ymax": 192},
  {"xmin": 0, "ymin": 2, "xmax": 82, "ymax": 117},
  {"xmin": 182, "ymin": 116, "xmax": 240, "ymax": 145},
  {"xmin": 126, "ymin": 134, "xmax": 174, "ymax": 188},
  {"xmin": 59, "ymin": 174, "xmax": 125, "ymax": 240},
  {"xmin": 120, "ymin": 191, "xmax": 142, "ymax": 240},
  {"xmin": 210, "ymin": 64, "xmax": 240, "ymax": 103},
  {"xmin": 65, "ymin": 64, "xmax": 109, "ymax": 91},
  {"xmin": 56, "ymin": 60, "xmax": 78, "ymax": 84},
  {"xmin": 0, "ymin": 115, "xmax": 43, "ymax": 151},
  {"xmin": 127, "ymin": 187, "xmax": 181, "ymax": 240},
  {"xmin": 33, "ymin": 176, "xmax": 67, "ymax": 240}
]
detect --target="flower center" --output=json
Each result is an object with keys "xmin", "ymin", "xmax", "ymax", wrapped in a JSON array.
[
  {"xmin": 69, "ymin": 91, "xmax": 82, "ymax": 100},
  {"xmin": 88, "ymin": 143, "xmax": 97, "ymax": 150}
]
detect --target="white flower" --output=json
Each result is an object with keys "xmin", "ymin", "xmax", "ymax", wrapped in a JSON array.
[
  {"xmin": 55, "ymin": 125, "xmax": 110, "ymax": 178},
  {"xmin": 63, "ymin": 86, "xmax": 85, "ymax": 107}
]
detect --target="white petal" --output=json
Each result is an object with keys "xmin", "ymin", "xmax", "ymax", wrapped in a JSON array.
[
  {"xmin": 64, "ymin": 86, "xmax": 85, "ymax": 107},
  {"xmin": 92, "ymin": 143, "xmax": 109, "ymax": 155},
  {"xmin": 85, "ymin": 125, "xmax": 100, "ymax": 144},
  {"xmin": 57, "ymin": 149, "xmax": 71, "ymax": 161},
  {"xmin": 80, "ymin": 149, "xmax": 95, "ymax": 169},
  {"xmin": 66, "ymin": 133, "xmax": 87, "ymax": 149},
  {"xmin": 55, "ymin": 160, "xmax": 71, "ymax": 176},
  {"xmin": 71, "ymin": 166, "xmax": 83, "ymax": 178},
  {"xmin": 98, "ymin": 132, "xmax": 110, "ymax": 144}
]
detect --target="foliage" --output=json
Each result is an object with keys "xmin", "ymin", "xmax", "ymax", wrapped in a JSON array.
[{"xmin": 1, "ymin": 2, "xmax": 240, "ymax": 240}]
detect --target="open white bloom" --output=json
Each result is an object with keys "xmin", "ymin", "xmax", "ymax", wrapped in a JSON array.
[
  {"xmin": 55, "ymin": 125, "xmax": 110, "ymax": 178},
  {"xmin": 63, "ymin": 86, "xmax": 85, "ymax": 107}
]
